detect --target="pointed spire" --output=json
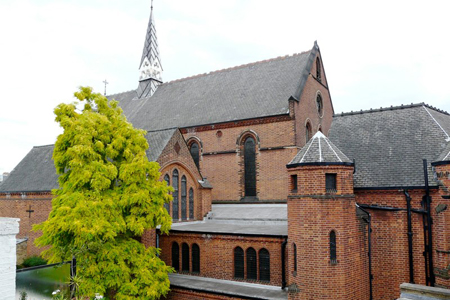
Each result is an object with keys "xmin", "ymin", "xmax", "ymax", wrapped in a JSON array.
[{"xmin": 137, "ymin": 0, "xmax": 163, "ymax": 98}]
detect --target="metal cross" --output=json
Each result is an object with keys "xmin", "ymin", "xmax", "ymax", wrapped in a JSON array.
[
  {"xmin": 26, "ymin": 205, "xmax": 34, "ymax": 218},
  {"xmin": 103, "ymin": 79, "xmax": 109, "ymax": 96}
]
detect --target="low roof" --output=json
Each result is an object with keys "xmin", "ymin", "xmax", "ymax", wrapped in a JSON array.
[
  {"xmin": 145, "ymin": 128, "xmax": 177, "ymax": 161},
  {"xmin": 329, "ymin": 104, "xmax": 450, "ymax": 189},
  {"xmin": 0, "ymin": 145, "xmax": 58, "ymax": 192},
  {"xmin": 0, "ymin": 129, "xmax": 177, "ymax": 193},
  {"xmin": 169, "ymin": 204, "xmax": 287, "ymax": 236},
  {"xmin": 169, "ymin": 274, "xmax": 287, "ymax": 300},
  {"xmin": 110, "ymin": 45, "xmax": 318, "ymax": 132},
  {"xmin": 170, "ymin": 221, "xmax": 287, "ymax": 237}
]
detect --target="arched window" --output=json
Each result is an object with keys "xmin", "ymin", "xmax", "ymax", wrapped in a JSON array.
[
  {"xmin": 244, "ymin": 137, "xmax": 256, "ymax": 197},
  {"xmin": 189, "ymin": 188, "xmax": 194, "ymax": 220},
  {"xmin": 293, "ymin": 243, "xmax": 297, "ymax": 273},
  {"xmin": 182, "ymin": 243, "xmax": 190, "ymax": 272},
  {"xmin": 172, "ymin": 242, "xmax": 179, "ymax": 271},
  {"xmin": 234, "ymin": 247, "xmax": 244, "ymax": 279},
  {"xmin": 192, "ymin": 243, "xmax": 200, "ymax": 273},
  {"xmin": 181, "ymin": 176, "xmax": 187, "ymax": 221},
  {"xmin": 316, "ymin": 94, "xmax": 323, "ymax": 116},
  {"xmin": 189, "ymin": 142, "xmax": 200, "ymax": 169},
  {"xmin": 259, "ymin": 248, "xmax": 270, "ymax": 282},
  {"xmin": 306, "ymin": 122, "xmax": 312, "ymax": 142},
  {"xmin": 172, "ymin": 169, "xmax": 179, "ymax": 220},
  {"xmin": 316, "ymin": 57, "xmax": 321, "ymax": 82},
  {"xmin": 246, "ymin": 247, "xmax": 257, "ymax": 280},
  {"xmin": 330, "ymin": 230, "xmax": 337, "ymax": 263},
  {"xmin": 164, "ymin": 174, "xmax": 170, "ymax": 215}
]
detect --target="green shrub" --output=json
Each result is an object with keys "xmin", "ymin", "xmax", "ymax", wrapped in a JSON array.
[
  {"xmin": 22, "ymin": 256, "xmax": 47, "ymax": 268},
  {"xmin": 19, "ymin": 291, "xmax": 27, "ymax": 300}
]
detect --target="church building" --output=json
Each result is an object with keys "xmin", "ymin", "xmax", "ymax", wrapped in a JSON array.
[{"xmin": 1, "ymin": 4, "xmax": 450, "ymax": 300}]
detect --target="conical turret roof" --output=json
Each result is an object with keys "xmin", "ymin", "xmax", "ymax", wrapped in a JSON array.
[{"xmin": 288, "ymin": 131, "xmax": 352, "ymax": 167}]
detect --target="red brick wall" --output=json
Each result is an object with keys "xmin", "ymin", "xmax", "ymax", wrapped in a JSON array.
[
  {"xmin": 355, "ymin": 189, "xmax": 428, "ymax": 299},
  {"xmin": 159, "ymin": 232, "xmax": 285, "ymax": 286},
  {"xmin": 432, "ymin": 163, "xmax": 450, "ymax": 288},
  {"xmin": 183, "ymin": 119, "xmax": 297, "ymax": 201},
  {"xmin": 0, "ymin": 192, "xmax": 52, "ymax": 257},
  {"xmin": 158, "ymin": 129, "xmax": 211, "ymax": 220},
  {"xmin": 294, "ymin": 52, "xmax": 334, "ymax": 147},
  {"xmin": 164, "ymin": 288, "xmax": 248, "ymax": 300},
  {"xmin": 287, "ymin": 165, "xmax": 369, "ymax": 300}
]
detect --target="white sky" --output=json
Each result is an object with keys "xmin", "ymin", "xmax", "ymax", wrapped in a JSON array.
[{"xmin": 1, "ymin": 0, "xmax": 449, "ymax": 175}]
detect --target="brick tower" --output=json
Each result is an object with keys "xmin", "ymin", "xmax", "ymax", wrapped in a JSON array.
[{"xmin": 286, "ymin": 131, "xmax": 369, "ymax": 300}]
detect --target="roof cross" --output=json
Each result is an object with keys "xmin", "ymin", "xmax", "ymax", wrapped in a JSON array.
[{"xmin": 103, "ymin": 79, "xmax": 109, "ymax": 96}]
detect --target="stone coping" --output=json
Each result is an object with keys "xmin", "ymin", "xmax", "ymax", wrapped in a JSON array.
[
  {"xmin": 399, "ymin": 283, "xmax": 450, "ymax": 299},
  {"xmin": 0, "ymin": 218, "xmax": 19, "ymax": 235}
]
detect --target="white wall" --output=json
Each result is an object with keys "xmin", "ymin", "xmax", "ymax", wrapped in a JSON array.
[{"xmin": 0, "ymin": 218, "xmax": 20, "ymax": 300}]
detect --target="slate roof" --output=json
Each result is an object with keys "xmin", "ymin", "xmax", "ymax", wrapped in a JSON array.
[
  {"xmin": 109, "ymin": 43, "xmax": 319, "ymax": 132},
  {"xmin": 436, "ymin": 142, "xmax": 450, "ymax": 162},
  {"xmin": 0, "ymin": 145, "xmax": 58, "ymax": 192},
  {"xmin": 145, "ymin": 128, "xmax": 176, "ymax": 161},
  {"xmin": 0, "ymin": 130, "xmax": 177, "ymax": 193},
  {"xmin": 329, "ymin": 104, "xmax": 450, "ymax": 188},
  {"xmin": 288, "ymin": 131, "xmax": 352, "ymax": 167},
  {"xmin": 169, "ymin": 274, "xmax": 287, "ymax": 300}
]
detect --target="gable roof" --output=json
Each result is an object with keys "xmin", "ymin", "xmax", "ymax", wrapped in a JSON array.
[
  {"xmin": 109, "ymin": 44, "xmax": 319, "ymax": 131},
  {"xmin": 0, "ymin": 145, "xmax": 58, "ymax": 193},
  {"xmin": 288, "ymin": 131, "xmax": 352, "ymax": 167},
  {"xmin": 329, "ymin": 103, "xmax": 450, "ymax": 189},
  {"xmin": 145, "ymin": 128, "xmax": 177, "ymax": 161}
]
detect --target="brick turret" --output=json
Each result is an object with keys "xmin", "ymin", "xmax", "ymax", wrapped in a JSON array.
[{"xmin": 286, "ymin": 132, "xmax": 369, "ymax": 300}]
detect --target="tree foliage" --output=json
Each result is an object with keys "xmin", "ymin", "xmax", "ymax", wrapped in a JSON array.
[{"xmin": 34, "ymin": 87, "xmax": 173, "ymax": 299}]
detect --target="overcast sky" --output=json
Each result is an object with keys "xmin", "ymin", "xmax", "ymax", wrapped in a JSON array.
[{"xmin": 1, "ymin": 0, "xmax": 449, "ymax": 175}]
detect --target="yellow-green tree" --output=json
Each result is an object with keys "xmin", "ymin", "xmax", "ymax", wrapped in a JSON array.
[{"xmin": 34, "ymin": 87, "xmax": 172, "ymax": 300}]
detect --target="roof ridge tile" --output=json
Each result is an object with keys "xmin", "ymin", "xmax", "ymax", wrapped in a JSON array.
[
  {"xmin": 163, "ymin": 50, "xmax": 311, "ymax": 85},
  {"xmin": 335, "ymin": 102, "xmax": 449, "ymax": 117}
]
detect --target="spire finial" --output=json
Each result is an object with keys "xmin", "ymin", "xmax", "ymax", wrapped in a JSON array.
[{"xmin": 137, "ymin": 1, "xmax": 163, "ymax": 98}]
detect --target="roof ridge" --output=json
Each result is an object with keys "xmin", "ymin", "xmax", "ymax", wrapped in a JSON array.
[
  {"xmin": 334, "ymin": 102, "xmax": 450, "ymax": 117},
  {"xmin": 33, "ymin": 144, "xmax": 54, "ymax": 149},
  {"xmin": 164, "ymin": 50, "xmax": 312, "ymax": 85},
  {"xmin": 107, "ymin": 89, "xmax": 137, "ymax": 98}
]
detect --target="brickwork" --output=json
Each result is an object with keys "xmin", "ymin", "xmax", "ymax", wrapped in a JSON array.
[
  {"xmin": 293, "ymin": 52, "xmax": 334, "ymax": 147},
  {"xmin": 157, "ymin": 129, "xmax": 211, "ymax": 220},
  {"xmin": 0, "ymin": 192, "xmax": 52, "ymax": 257},
  {"xmin": 355, "ymin": 189, "xmax": 429, "ymax": 299},
  {"xmin": 183, "ymin": 119, "xmax": 297, "ymax": 201},
  {"xmin": 159, "ymin": 232, "xmax": 285, "ymax": 286},
  {"xmin": 433, "ymin": 163, "xmax": 450, "ymax": 288},
  {"xmin": 165, "ymin": 288, "xmax": 248, "ymax": 300},
  {"xmin": 287, "ymin": 164, "xmax": 369, "ymax": 300}
]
